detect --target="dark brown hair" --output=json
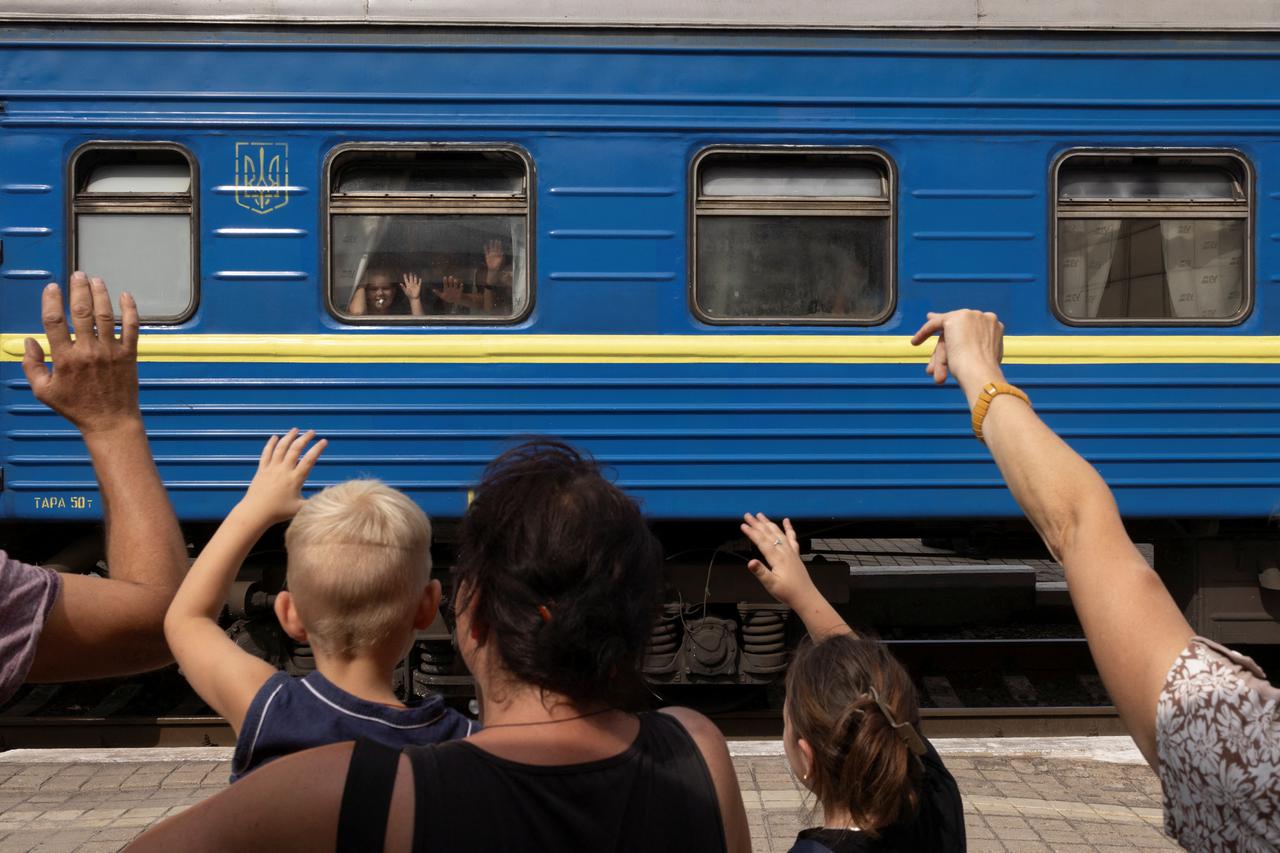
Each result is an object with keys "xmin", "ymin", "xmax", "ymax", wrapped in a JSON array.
[
  {"xmin": 453, "ymin": 439, "xmax": 663, "ymax": 707},
  {"xmin": 785, "ymin": 634, "xmax": 923, "ymax": 834}
]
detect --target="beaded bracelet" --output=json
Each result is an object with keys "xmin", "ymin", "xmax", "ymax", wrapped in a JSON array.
[{"xmin": 972, "ymin": 382, "xmax": 1031, "ymax": 442}]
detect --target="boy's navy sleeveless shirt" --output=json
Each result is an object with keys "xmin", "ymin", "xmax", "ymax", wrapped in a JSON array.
[{"xmin": 231, "ymin": 671, "xmax": 475, "ymax": 781}]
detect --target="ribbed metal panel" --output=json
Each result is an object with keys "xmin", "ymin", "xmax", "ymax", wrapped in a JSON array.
[
  {"xmin": 5, "ymin": 365, "xmax": 1279, "ymax": 521},
  {"xmin": 0, "ymin": 29, "xmax": 1277, "ymax": 525}
]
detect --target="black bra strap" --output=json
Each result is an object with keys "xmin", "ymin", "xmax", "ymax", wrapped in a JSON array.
[{"xmin": 337, "ymin": 739, "xmax": 403, "ymax": 853}]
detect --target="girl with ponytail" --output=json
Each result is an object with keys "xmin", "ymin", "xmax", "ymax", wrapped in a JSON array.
[{"xmin": 742, "ymin": 513, "xmax": 966, "ymax": 852}]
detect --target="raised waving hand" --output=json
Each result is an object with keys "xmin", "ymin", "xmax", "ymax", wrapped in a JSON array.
[
  {"xmin": 22, "ymin": 273, "xmax": 187, "ymax": 682},
  {"xmin": 241, "ymin": 429, "xmax": 329, "ymax": 525},
  {"xmin": 910, "ymin": 308, "xmax": 1193, "ymax": 767},
  {"xmin": 165, "ymin": 429, "xmax": 327, "ymax": 733},
  {"xmin": 23, "ymin": 274, "xmax": 141, "ymax": 435},
  {"xmin": 740, "ymin": 512, "xmax": 851, "ymax": 642}
]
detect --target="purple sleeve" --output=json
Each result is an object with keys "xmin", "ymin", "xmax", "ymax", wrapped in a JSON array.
[{"xmin": 0, "ymin": 552, "xmax": 62, "ymax": 706}]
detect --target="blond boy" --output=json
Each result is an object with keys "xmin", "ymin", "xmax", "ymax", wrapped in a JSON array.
[{"xmin": 165, "ymin": 429, "xmax": 473, "ymax": 780}]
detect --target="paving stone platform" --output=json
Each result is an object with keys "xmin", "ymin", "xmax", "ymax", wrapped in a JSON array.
[
  {"xmin": 0, "ymin": 738, "xmax": 1176, "ymax": 852},
  {"xmin": 738, "ymin": 738, "xmax": 1175, "ymax": 852}
]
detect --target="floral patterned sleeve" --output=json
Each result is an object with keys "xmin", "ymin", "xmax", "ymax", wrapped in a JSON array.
[{"xmin": 1156, "ymin": 637, "xmax": 1280, "ymax": 852}]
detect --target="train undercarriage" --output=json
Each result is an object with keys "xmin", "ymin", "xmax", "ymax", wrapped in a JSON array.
[{"xmin": 13, "ymin": 517, "xmax": 1278, "ymax": 705}]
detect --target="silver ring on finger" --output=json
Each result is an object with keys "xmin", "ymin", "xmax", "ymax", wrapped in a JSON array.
[{"xmin": 773, "ymin": 538, "xmax": 783, "ymax": 546}]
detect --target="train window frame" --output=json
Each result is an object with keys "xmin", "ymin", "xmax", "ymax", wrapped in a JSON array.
[
  {"xmin": 67, "ymin": 141, "xmax": 200, "ymax": 325},
  {"xmin": 1050, "ymin": 148, "xmax": 1254, "ymax": 327},
  {"xmin": 689, "ymin": 145, "xmax": 897, "ymax": 327},
  {"xmin": 322, "ymin": 142, "xmax": 535, "ymax": 326}
]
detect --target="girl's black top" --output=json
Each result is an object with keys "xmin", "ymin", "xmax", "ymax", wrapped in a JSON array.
[
  {"xmin": 787, "ymin": 740, "xmax": 966, "ymax": 853},
  {"xmin": 336, "ymin": 711, "xmax": 728, "ymax": 853}
]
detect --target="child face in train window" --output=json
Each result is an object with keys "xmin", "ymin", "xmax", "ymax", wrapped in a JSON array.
[{"xmin": 364, "ymin": 273, "xmax": 400, "ymax": 315}]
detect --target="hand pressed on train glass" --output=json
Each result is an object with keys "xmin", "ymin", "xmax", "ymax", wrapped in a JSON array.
[
  {"xmin": 434, "ymin": 274, "xmax": 465, "ymax": 305},
  {"xmin": 401, "ymin": 272, "xmax": 423, "ymax": 302},
  {"xmin": 484, "ymin": 239, "xmax": 506, "ymax": 272}
]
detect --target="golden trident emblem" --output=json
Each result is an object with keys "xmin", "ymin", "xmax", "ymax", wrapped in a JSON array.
[{"xmin": 234, "ymin": 142, "xmax": 289, "ymax": 214}]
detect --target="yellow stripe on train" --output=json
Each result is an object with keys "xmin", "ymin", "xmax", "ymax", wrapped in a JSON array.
[{"xmin": 3, "ymin": 333, "xmax": 1280, "ymax": 364}]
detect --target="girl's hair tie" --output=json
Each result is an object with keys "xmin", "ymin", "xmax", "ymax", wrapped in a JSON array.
[{"xmin": 869, "ymin": 686, "xmax": 927, "ymax": 757}]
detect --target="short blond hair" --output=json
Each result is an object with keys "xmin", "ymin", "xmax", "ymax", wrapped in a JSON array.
[{"xmin": 284, "ymin": 479, "xmax": 432, "ymax": 656}]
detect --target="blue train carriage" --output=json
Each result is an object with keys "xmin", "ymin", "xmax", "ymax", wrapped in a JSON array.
[{"xmin": 0, "ymin": 1, "xmax": 1277, "ymax": 694}]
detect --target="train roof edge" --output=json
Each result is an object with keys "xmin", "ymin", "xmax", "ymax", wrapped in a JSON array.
[{"xmin": 0, "ymin": 0, "xmax": 1277, "ymax": 32}]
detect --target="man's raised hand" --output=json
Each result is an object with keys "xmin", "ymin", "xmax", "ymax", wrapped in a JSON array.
[{"xmin": 21, "ymin": 273, "xmax": 141, "ymax": 436}]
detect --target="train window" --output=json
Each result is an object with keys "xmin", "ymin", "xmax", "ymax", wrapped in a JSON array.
[
  {"xmin": 692, "ymin": 150, "xmax": 893, "ymax": 325},
  {"xmin": 71, "ymin": 146, "xmax": 196, "ymax": 323},
  {"xmin": 327, "ymin": 148, "xmax": 530, "ymax": 322},
  {"xmin": 1053, "ymin": 153, "xmax": 1251, "ymax": 324}
]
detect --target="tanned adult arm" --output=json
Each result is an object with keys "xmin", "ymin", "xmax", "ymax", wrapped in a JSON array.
[
  {"xmin": 659, "ymin": 707, "xmax": 752, "ymax": 853},
  {"xmin": 22, "ymin": 273, "xmax": 188, "ymax": 681},
  {"xmin": 910, "ymin": 310, "xmax": 1193, "ymax": 767},
  {"xmin": 125, "ymin": 743, "xmax": 412, "ymax": 853}
]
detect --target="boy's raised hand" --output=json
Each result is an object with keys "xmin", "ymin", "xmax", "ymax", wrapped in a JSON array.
[
  {"xmin": 165, "ymin": 428, "xmax": 324, "ymax": 736},
  {"xmin": 240, "ymin": 429, "xmax": 327, "ymax": 526},
  {"xmin": 740, "ymin": 512, "xmax": 852, "ymax": 641}
]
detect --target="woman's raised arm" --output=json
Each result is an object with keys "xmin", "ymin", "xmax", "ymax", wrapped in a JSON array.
[{"xmin": 910, "ymin": 310, "xmax": 1194, "ymax": 767}]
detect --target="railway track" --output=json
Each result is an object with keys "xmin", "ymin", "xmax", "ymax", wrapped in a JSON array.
[
  {"xmin": 718, "ymin": 637, "xmax": 1124, "ymax": 739},
  {"xmin": 0, "ymin": 716, "xmax": 234, "ymax": 750},
  {"xmin": 715, "ymin": 705, "xmax": 1121, "ymax": 740},
  {"xmin": 0, "ymin": 637, "xmax": 1122, "ymax": 748},
  {"xmin": 0, "ymin": 545, "xmax": 1194, "ymax": 749},
  {"xmin": 0, "ymin": 705, "xmax": 1122, "ymax": 749}
]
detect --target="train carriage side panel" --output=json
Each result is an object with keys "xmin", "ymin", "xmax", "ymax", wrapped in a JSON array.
[{"xmin": 0, "ymin": 30, "xmax": 1278, "ymax": 527}]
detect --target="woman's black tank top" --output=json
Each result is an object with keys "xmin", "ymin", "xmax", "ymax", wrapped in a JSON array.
[{"xmin": 336, "ymin": 711, "xmax": 727, "ymax": 853}]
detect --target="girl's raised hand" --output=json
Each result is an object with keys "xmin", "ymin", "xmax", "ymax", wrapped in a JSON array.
[
  {"xmin": 740, "ymin": 512, "xmax": 815, "ymax": 607},
  {"xmin": 401, "ymin": 272, "xmax": 423, "ymax": 301},
  {"xmin": 240, "ymin": 429, "xmax": 328, "ymax": 525},
  {"xmin": 741, "ymin": 512, "xmax": 853, "ymax": 641}
]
